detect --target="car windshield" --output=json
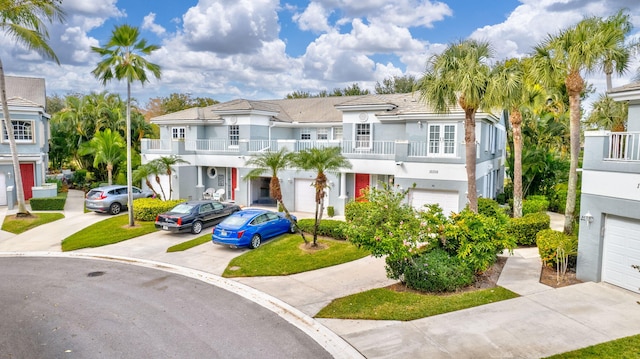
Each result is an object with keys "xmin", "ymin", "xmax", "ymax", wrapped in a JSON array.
[
  {"xmin": 222, "ymin": 216, "xmax": 250, "ymax": 227},
  {"xmin": 171, "ymin": 204, "xmax": 195, "ymax": 214}
]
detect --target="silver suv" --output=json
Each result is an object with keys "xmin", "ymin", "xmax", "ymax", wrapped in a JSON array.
[{"xmin": 85, "ymin": 185, "xmax": 154, "ymax": 215}]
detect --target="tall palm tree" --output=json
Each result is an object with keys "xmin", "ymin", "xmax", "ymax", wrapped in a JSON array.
[
  {"xmin": 92, "ymin": 24, "xmax": 161, "ymax": 226},
  {"xmin": 531, "ymin": 13, "xmax": 631, "ymax": 234},
  {"xmin": 292, "ymin": 147, "xmax": 351, "ymax": 246},
  {"xmin": 0, "ymin": 0, "xmax": 64, "ymax": 216},
  {"xmin": 486, "ymin": 58, "xmax": 544, "ymax": 218},
  {"xmin": 598, "ymin": 10, "xmax": 633, "ymax": 91},
  {"xmin": 150, "ymin": 155, "xmax": 188, "ymax": 200},
  {"xmin": 417, "ymin": 39, "xmax": 493, "ymax": 213},
  {"xmin": 586, "ymin": 94, "xmax": 628, "ymax": 132},
  {"xmin": 132, "ymin": 162, "xmax": 159, "ymax": 198},
  {"xmin": 78, "ymin": 129, "xmax": 125, "ymax": 185},
  {"xmin": 244, "ymin": 148, "xmax": 307, "ymax": 243}
]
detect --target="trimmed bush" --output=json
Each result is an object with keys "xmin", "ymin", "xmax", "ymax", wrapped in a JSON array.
[
  {"xmin": 522, "ymin": 195, "xmax": 549, "ymax": 215},
  {"xmin": 133, "ymin": 198, "xmax": 184, "ymax": 221},
  {"xmin": 344, "ymin": 200, "xmax": 375, "ymax": 222},
  {"xmin": 297, "ymin": 218, "xmax": 347, "ymax": 240},
  {"xmin": 30, "ymin": 197, "xmax": 66, "ymax": 210},
  {"xmin": 478, "ymin": 197, "xmax": 510, "ymax": 225},
  {"xmin": 389, "ymin": 249, "xmax": 474, "ymax": 292},
  {"xmin": 508, "ymin": 212, "xmax": 550, "ymax": 246},
  {"xmin": 536, "ymin": 229, "xmax": 578, "ymax": 267}
]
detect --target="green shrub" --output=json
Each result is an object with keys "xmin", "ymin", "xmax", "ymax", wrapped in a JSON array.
[
  {"xmin": 45, "ymin": 178, "xmax": 62, "ymax": 193},
  {"xmin": 548, "ymin": 183, "xmax": 581, "ymax": 217},
  {"xmin": 297, "ymin": 218, "xmax": 347, "ymax": 240},
  {"xmin": 390, "ymin": 249, "xmax": 474, "ymax": 292},
  {"xmin": 443, "ymin": 209, "xmax": 516, "ymax": 274},
  {"xmin": 536, "ymin": 229, "xmax": 578, "ymax": 267},
  {"xmin": 344, "ymin": 200, "xmax": 375, "ymax": 222},
  {"xmin": 478, "ymin": 198, "xmax": 509, "ymax": 225},
  {"xmin": 523, "ymin": 195, "xmax": 549, "ymax": 215},
  {"xmin": 133, "ymin": 198, "xmax": 184, "ymax": 221},
  {"xmin": 72, "ymin": 169, "xmax": 88, "ymax": 187},
  {"xmin": 29, "ymin": 197, "xmax": 66, "ymax": 210},
  {"xmin": 327, "ymin": 206, "xmax": 335, "ymax": 217},
  {"xmin": 508, "ymin": 212, "xmax": 550, "ymax": 246}
]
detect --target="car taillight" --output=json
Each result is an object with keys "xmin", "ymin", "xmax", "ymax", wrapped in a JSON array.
[
  {"xmin": 155, "ymin": 215, "xmax": 159, "ymax": 222},
  {"xmin": 211, "ymin": 226, "xmax": 216, "ymax": 233},
  {"xmin": 177, "ymin": 217, "xmax": 182, "ymax": 225},
  {"xmin": 99, "ymin": 192, "xmax": 107, "ymax": 200},
  {"xmin": 237, "ymin": 230, "xmax": 245, "ymax": 238}
]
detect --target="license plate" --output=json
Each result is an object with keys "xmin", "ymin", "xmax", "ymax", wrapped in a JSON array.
[
  {"xmin": 221, "ymin": 230, "xmax": 227, "ymax": 236},
  {"xmin": 162, "ymin": 225, "xmax": 168, "ymax": 230}
]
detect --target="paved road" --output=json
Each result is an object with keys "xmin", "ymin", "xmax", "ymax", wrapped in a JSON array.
[{"xmin": 0, "ymin": 257, "xmax": 333, "ymax": 359}]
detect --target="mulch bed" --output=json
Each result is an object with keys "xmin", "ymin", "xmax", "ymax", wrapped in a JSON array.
[{"xmin": 539, "ymin": 265, "xmax": 582, "ymax": 288}]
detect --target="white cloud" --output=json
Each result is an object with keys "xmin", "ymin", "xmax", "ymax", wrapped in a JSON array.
[
  {"xmin": 293, "ymin": 2, "xmax": 332, "ymax": 33},
  {"xmin": 142, "ymin": 13, "xmax": 167, "ymax": 37}
]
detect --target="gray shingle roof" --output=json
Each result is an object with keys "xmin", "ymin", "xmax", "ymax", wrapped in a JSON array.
[
  {"xmin": 4, "ymin": 76, "xmax": 46, "ymax": 108},
  {"xmin": 609, "ymin": 81, "xmax": 640, "ymax": 94}
]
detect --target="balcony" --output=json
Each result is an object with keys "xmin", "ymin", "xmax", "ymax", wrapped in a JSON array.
[
  {"xmin": 583, "ymin": 131, "xmax": 640, "ymax": 174},
  {"xmin": 607, "ymin": 132, "xmax": 640, "ymax": 161}
]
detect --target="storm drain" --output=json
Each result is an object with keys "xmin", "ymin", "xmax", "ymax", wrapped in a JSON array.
[{"xmin": 87, "ymin": 271, "xmax": 106, "ymax": 277}]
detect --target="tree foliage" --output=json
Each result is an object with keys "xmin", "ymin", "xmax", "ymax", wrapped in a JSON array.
[{"xmin": 375, "ymin": 75, "xmax": 417, "ymax": 94}]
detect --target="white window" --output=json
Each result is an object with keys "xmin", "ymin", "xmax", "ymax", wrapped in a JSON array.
[
  {"xmin": 317, "ymin": 128, "xmax": 328, "ymax": 140},
  {"xmin": 355, "ymin": 123, "xmax": 371, "ymax": 148},
  {"xmin": 301, "ymin": 128, "xmax": 311, "ymax": 140},
  {"xmin": 3, "ymin": 120, "xmax": 33, "ymax": 142},
  {"xmin": 427, "ymin": 124, "xmax": 456, "ymax": 156},
  {"xmin": 172, "ymin": 127, "xmax": 185, "ymax": 140},
  {"xmin": 229, "ymin": 125, "xmax": 239, "ymax": 146},
  {"xmin": 333, "ymin": 127, "xmax": 343, "ymax": 140}
]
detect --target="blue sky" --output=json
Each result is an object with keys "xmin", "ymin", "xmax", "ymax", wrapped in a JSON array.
[{"xmin": 1, "ymin": 0, "xmax": 639, "ymax": 109}]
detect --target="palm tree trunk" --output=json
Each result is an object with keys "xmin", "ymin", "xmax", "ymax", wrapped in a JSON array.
[
  {"xmin": 511, "ymin": 110, "xmax": 523, "ymax": 218},
  {"xmin": 107, "ymin": 163, "xmax": 113, "ymax": 185},
  {"xmin": 126, "ymin": 80, "xmax": 134, "ymax": 226},
  {"xmin": 155, "ymin": 175, "xmax": 167, "ymax": 200},
  {"xmin": 0, "ymin": 58, "xmax": 30, "ymax": 216},
  {"xmin": 564, "ymin": 92, "xmax": 580, "ymax": 234},
  {"xmin": 145, "ymin": 178, "xmax": 159, "ymax": 198},
  {"xmin": 464, "ymin": 108, "xmax": 478, "ymax": 213},
  {"xmin": 271, "ymin": 176, "xmax": 307, "ymax": 244}
]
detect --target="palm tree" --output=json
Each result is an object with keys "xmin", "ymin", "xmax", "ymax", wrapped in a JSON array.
[
  {"xmin": 132, "ymin": 162, "xmax": 159, "ymax": 198},
  {"xmin": 150, "ymin": 155, "xmax": 189, "ymax": 200},
  {"xmin": 586, "ymin": 94, "xmax": 628, "ymax": 132},
  {"xmin": 292, "ymin": 147, "xmax": 351, "ymax": 246},
  {"xmin": 486, "ymin": 58, "xmax": 544, "ymax": 218},
  {"xmin": 92, "ymin": 24, "xmax": 161, "ymax": 226},
  {"xmin": 598, "ymin": 10, "xmax": 633, "ymax": 91},
  {"xmin": 78, "ymin": 129, "xmax": 125, "ymax": 185},
  {"xmin": 244, "ymin": 148, "xmax": 307, "ymax": 243},
  {"xmin": 0, "ymin": 0, "xmax": 64, "ymax": 216},
  {"xmin": 416, "ymin": 39, "xmax": 493, "ymax": 213},
  {"xmin": 531, "ymin": 13, "xmax": 631, "ymax": 234}
]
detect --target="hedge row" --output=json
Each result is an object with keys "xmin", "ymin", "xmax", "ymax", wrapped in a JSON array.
[
  {"xmin": 133, "ymin": 198, "xmax": 184, "ymax": 221},
  {"xmin": 508, "ymin": 212, "xmax": 551, "ymax": 246},
  {"xmin": 30, "ymin": 197, "xmax": 66, "ymax": 210},
  {"xmin": 296, "ymin": 218, "xmax": 347, "ymax": 240}
]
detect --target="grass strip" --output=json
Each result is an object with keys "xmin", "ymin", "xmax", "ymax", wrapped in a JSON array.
[
  {"xmin": 315, "ymin": 286, "xmax": 519, "ymax": 321},
  {"xmin": 167, "ymin": 234, "xmax": 211, "ymax": 252},
  {"xmin": 2, "ymin": 212, "xmax": 65, "ymax": 234},
  {"xmin": 62, "ymin": 215, "xmax": 156, "ymax": 251},
  {"xmin": 223, "ymin": 234, "xmax": 370, "ymax": 277},
  {"xmin": 544, "ymin": 334, "xmax": 640, "ymax": 359}
]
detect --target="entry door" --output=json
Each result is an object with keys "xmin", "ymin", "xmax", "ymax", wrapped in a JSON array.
[
  {"xmin": 355, "ymin": 173, "xmax": 370, "ymax": 201},
  {"xmin": 20, "ymin": 163, "xmax": 34, "ymax": 200}
]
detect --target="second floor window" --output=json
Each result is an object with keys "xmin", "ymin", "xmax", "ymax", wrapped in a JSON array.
[
  {"xmin": 229, "ymin": 125, "xmax": 239, "ymax": 146},
  {"xmin": 172, "ymin": 127, "xmax": 185, "ymax": 139},
  {"xmin": 355, "ymin": 123, "xmax": 371, "ymax": 148},
  {"xmin": 317, "ymin": 128, "xmax": 328, "ymax": 140},
  {"xmin": 428, "ymin": 124, "xmax": 456, "ymax": 156},
  {"xmin": 301, "ymin": 128, "xmax": 311, "ymax": 140},
  {"xmin": 333, "ymin": 127, "xmax": 343, "ymax": 140},
  {"xmin": 3, "ymin": 120, "xmax": 33, "ymax": 142}
]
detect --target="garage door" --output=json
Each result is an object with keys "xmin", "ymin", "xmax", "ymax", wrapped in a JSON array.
[
  {"xmin": 602, "ymin": 215, "xmax": 640, "ymax": 293},
  {"xmin": 295, "ymin": 179, "xmax": 316, "ymax": 213},
  {"xmin": 409, "ymin": 189, "xmax": 459, "ymax": 217}
]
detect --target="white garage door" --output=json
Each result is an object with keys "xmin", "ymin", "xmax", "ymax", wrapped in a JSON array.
[
  {"xmin": 602, "ymin": 215, "xmax": 640, "ymax": 293},
  {"xmin": 409, "ymin": 189, "xmax": 458, "ymax": 217},
  {"xmin": 295, "ymin": 179, "xmax": 316, "ymax": 213}
]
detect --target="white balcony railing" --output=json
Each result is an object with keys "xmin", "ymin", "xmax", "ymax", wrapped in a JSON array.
[
  {"xmin": 341, "ymin": 140, "xmax": 395, "ymax": 155},
  {"xmin": 184, "ymin": 139, "xmax": 239, "ymax": 152},
  {"xmin": 608, "ymin": 132, "xmax": 640, "ymax": 161},
  {"xmin": 295, "ymin": 140, "xmax": 342, "ymax": 152},
  {"xmin": 248, "ymin": 140, "xmax": 278, "ymax": 153},
  {"xmin": 141, "ymin": 139, "xmax": 171, "ymax": 151}
]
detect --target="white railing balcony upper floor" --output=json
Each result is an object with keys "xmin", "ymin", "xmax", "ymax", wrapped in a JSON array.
[
  {"xmin": 185, "ymin": 139, "xmax": 239, "ymax": 152},
  {"xmin": 607, "ymin": 132, "xmax": 640, "ymax": 161},
  {"xmin": 341, "ymin": 140, "xmax": 395, "ymax": 156}
]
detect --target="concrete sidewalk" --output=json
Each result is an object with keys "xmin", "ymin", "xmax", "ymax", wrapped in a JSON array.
[{"xmin": 1, "ymin": 197, "xmax": 640, "ymax": 358}]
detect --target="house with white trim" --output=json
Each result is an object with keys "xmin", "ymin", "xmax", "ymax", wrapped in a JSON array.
[
  {"xmin": 142, "ymin": 93, "xmax": 506, "ymax": 216},
  {"xmin": 0, "ymin": 76, "xmax": 51, "ymax": 205},
  {"xmin": 578, "ymin": 81, "xmax": 640, "ymax": 293}
]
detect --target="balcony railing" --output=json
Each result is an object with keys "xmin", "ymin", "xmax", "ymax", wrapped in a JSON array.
[
  {"xmin": 608, "ymin": 132, "xmax": 640, "ymax": 161},
  {"xmin": 295, "ymin": 140, "xmax": 342, "ymax": 152},
  {"xmin": 185, "ymin": 139, "xmax": 239, "ymax": 152},
  {"xmin": 141, "ymin": 139, "xmax": 172, "ymax": 151},
  {"xmin": 248, "ymin": 140, "xmax": 278, "ymax": 153},
  {"xmin": 341, "ymin": 140, "xmax": 395, "ymax": 156}
]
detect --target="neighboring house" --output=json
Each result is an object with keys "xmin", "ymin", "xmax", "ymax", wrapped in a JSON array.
[
  {"xmin": 142, "ymin": 93, "xmax": 507, "ymax": 216},
  {"xmin": 578, "ymin": 81, "xmax": 640, "ymax": 294},
  {"xmin": 0, "ymin": 76, "xmax": 50, "ymax": 205}
]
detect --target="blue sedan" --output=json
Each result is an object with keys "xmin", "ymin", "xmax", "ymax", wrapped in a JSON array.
[{"xmin": 211, "ymin": 209, "xmax": 297, "ymax": 249}]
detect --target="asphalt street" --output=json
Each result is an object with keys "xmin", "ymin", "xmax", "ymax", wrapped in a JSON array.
[{"xmin": 0, "ymin": 256, "xmax": 333, "ymax": 359}]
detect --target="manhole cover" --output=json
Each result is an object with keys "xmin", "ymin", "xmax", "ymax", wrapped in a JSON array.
[{"xmin": 87, "ymin": 271, "xmax": 106, "ymax": 277}]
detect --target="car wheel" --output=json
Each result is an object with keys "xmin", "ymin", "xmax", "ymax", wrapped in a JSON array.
[
  {"xmin": 289, "ymin": 222, "xmax": 296, "ymax": 233},
  {"xmin": 248, "ymin": 234, "xmax": 261, "ymax": 249},
  {"xmin": 191, "ymin": 221, "xmax": 203, "ymax": 234},
  {"xmin": 109, "ymin": 202, "xmax": 122, "ymax": 215}
]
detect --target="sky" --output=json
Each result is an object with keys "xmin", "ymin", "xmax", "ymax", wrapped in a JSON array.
[{"xmin": 2, "ymin": 0, "xmax": 640, "ymax": 111}]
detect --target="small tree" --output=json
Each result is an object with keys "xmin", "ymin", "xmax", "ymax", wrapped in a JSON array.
[
  {"xmin": 149, "ymin": 155, "xmax": 189, "ymax": 200},
  {"xmin": 78, "ymin": 129, "xmax": 125, "ymax": 185},
  {"xmin": 132, "ymin": 163, "xmax": 159, "ymax": 198}
]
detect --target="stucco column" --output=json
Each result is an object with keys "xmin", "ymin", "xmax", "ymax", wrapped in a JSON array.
[
  {"xmin": 197, "ymin": 166, "xmax": 203, "ymax": 187},
  {"xmin": 339, "ymin": 172, "xmax": 347, "ymax": 199},
  {"xmin": 196, "ymin": 166, "xmax": 204, "ymax": 199}
]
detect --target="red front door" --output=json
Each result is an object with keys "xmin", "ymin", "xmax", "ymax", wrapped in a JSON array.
[
  {"xmin": 355, "ymin": 173, "xmax": 370, "ymax": 202},
  {"xmin": 20, "ymin": 163, "xmax": 35, "ymax": 200}
]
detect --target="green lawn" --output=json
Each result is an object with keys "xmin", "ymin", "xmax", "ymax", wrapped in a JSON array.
[
  {"xmin": 1, "ymin": 212, "xmax": 65, "ymax": 234},
  {"xmin": 61, "ymin": 215, "xmax": 156, "ymax": 251},
  {"xmin": 315, "ymin": 286, "xmax": 519, "ymax": 321},
  {"xmin": 545, "ymin": 334, "xmax": 640, "ymax": 359},
  {"xmin": 167, "ymin": 234, "xmax": 211, "ymax": 252},
  {"xmin": 222, "ymin": 234, "xmax": 370, "ymax": 277}
]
